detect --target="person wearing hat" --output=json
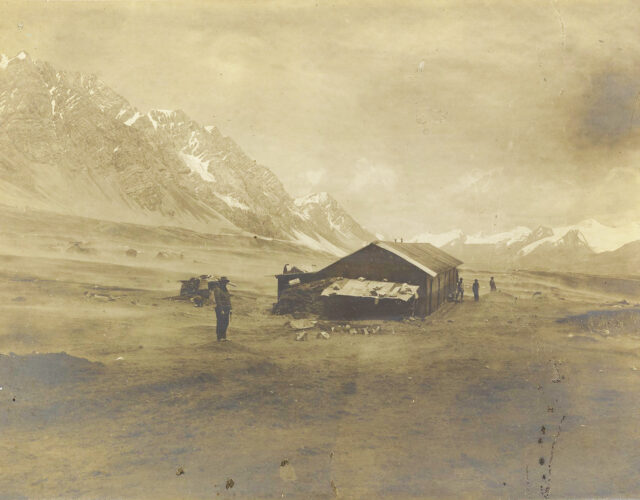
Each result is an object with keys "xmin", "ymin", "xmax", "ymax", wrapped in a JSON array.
[
  {"xmin": 213, "ymin": 277, "xmax": 232, "ymax": 341},
  {"xmin": 472, "ymin": 279, "xmax": 480, "ymax": 302}
]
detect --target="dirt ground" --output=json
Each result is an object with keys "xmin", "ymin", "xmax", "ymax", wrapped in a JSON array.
[{"xmin": 1, "ymin": 212, "xmax": 640, "ymax": 499}]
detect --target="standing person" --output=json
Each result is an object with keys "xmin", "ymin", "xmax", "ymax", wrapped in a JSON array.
[
  {"xmin": 490, "ymin": 276, "xmax": 497, "ymax": 291},
  {"xmin": 456, "ymin": 278, "xmax": 464, "ymax": 302},
  {"xmin": 472, "ymin": 279, "xmax": 480, "ymax": 301},
  {"xmin": 213, "ymin": 276, "xmax": 232, "ymax": 342}
]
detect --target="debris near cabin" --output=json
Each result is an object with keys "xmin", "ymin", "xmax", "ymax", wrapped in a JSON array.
[
  {"xmin": 165, "ymin": 275, "xmax": 218, "ymax": 305},
  {"xmin": 282, "ymin": 263, "xmax": 315, "ymax": 274},
  {"xmin": 272, "ymin": 278, "xmax": 339, "ymax": 316}
]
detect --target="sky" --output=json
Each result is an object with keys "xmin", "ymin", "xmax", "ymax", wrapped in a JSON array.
[{"xmin": 1, "ymin": 0, "xmax": 639, "ymax": 237}]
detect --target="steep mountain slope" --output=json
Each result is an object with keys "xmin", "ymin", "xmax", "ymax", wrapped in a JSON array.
[
  {"xmin": 0, "ymin": 51, "xmax": 371, "ymax": 254},
  {"xmin": 293, "ymin": 192, "xmax": 374, "ymax": 251}
]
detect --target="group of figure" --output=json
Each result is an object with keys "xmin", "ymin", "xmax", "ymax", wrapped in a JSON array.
[{"xmin": 455, "ymin": 276, "xmax": 497, "ymax": 302}]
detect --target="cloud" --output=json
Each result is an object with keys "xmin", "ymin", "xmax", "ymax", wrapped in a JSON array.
[
  {"xmin": 304, "ymin": 168, "xmax": 325, "ymax": 186},
  {"xmin": 350, "ymin": 158, "xmax": 398, "ymax": 193}
]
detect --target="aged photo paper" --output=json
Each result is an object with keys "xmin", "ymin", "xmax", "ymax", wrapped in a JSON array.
[{"xmin": 1, "ymin": 1, "xmax": 639, "ymax": 498}]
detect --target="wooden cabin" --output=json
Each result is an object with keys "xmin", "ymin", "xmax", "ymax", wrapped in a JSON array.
[{"xmin": 275, "ymin": 241, "xmax": 462, "ymax": 317}]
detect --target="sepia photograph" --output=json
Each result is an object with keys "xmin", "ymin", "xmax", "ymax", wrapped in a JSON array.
[{"xmin": 1, "ymin": 0, "xmax": 639, "ymax": 498}]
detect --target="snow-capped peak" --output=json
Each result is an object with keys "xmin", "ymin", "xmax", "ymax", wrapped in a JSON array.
[
  {"xmin": 294, "ymin": 192, "xmax": 331, "ymax": 207},
  {"xmin": 410, "ymin": 229, "xmax": 464, "ymax": 247},
  {"xmin": 520, "ymin": 219, "xmax": 640, "ymax": 254},
  {"xmin": 465, "ymin": 226, "xmax": 532, "ymax": 246}
]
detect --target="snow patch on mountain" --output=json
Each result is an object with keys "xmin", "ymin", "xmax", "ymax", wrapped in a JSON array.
[
  {"xmin": 179, "ymin": 152, "xmax": 216, "ymax": 183},
  {"xmin": 215, "ymin": 193, "xmax": 249, "ymax": 211},
  {"xmin": 146, "ymin": 112, "xmax": 158, "ymax": 130},
  {"xmin": 410, "ymin": 229, "xmax": 464, "ymax": 247},
  {"xmin": 124, "ymin": 111, "xmax": 142, "ymax": 126},
  {"xmin": 466, "ymin": 226, "xmax": 532, "ymax": 246}
]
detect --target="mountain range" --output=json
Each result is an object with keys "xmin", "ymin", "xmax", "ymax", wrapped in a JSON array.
[
  {"xmin": 0, "ymin": 51, "xmax": 373, "ymax": 255},
  {"xmin": 1, "ymin": 51, "xmax": 637, "ymax": 275},
  {"xmin": 411, "ymin": 220, "xmax": 640, "ymax": 276}
]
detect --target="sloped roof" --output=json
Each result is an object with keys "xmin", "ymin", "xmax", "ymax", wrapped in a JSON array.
[
  {"xmin": 321, "ymin": 278, "xmax": 419, "ymax": 301},
  {"xmin": 375, "ymin": 241, "xmax": 463, "ymax": 277}
]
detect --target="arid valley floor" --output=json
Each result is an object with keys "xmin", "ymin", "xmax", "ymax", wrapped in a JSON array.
[{"xmin": 1, "ymin": 208, "xmax": 640, "ymax": 499}]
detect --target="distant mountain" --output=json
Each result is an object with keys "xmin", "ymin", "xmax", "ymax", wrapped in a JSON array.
[
  {"xmin": 0, "ymin": 51, "xmax": 371, "ymax": 255},
  {"xmin": 519, "ymin": 219, "xmax": 640, "ymax": 254},
  {"xmin": 588, "ymin": 241, "xmax": 640, "ymax": 276},
  {"xmin": 518, "ymin": 229, "xmax": 595, "ymax": 269},
  {"xmin": 410, "ymin": 229, "xmax": 464, "ymax": 247},
  {"xmin": 293, "ymin": 192, "xmax": 374, "ymax": 253},
  {"xmin": 410, "ymin": 220, "xmax": 639, "ymax": 275}
]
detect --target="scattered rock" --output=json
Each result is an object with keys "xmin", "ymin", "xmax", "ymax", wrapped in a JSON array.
[
  {"xmin": 349, "ymin": 329, "xmax": 358, "ymax": 335},
  {"xmin": 295, "ymin": 332, "xmax": 308, "ymax": 341},
  {"xmin": 316, "ymin": 331, "xmax": 330, "ymax": 340},
  {"xmin": 85, "ymin": 291, "xmax": 115, "ymax": 302},
  {"xmin": 331, "ymin": 479, "xmax": 338, "ymax": 497},
  {"xmin": 125, "ymin": 248, "xmax": 138, "ymax": 257},
  {"xmin": 289, "ymin": 319, "xmax": 317, "ymax": 330},
  {"xmin": 66, "ymin": 241, "xmax": 96, "ymax": 255},
  {"xmin": 11, "ymin": 296, "xmax": 26, "ymax": 302},
  {"xmin": 225, "ymin": 478, "xmax": 234, "ymax": 490},
  {"xmin": 279, "ymin": 459, "xmax": 297, "ymax": 482},
  {"xmin": 176, "ymin": 466, "xmax": 184, "ymax": 476}
]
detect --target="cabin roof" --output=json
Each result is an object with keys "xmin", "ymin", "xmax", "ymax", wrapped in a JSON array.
[{"xmin": 375, "ymin": 241, "xmax": 463, "ymax": 277}]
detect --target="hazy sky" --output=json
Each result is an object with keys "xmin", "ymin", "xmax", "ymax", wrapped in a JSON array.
[{"xmin": 2, "ymin": 0, "xmax": 639, "ymax": 236}]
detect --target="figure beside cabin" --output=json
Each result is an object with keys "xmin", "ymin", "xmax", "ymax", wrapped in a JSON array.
[{"xmin": 472, "ymin": 279, "xmax": 480, "ymax": 301}]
